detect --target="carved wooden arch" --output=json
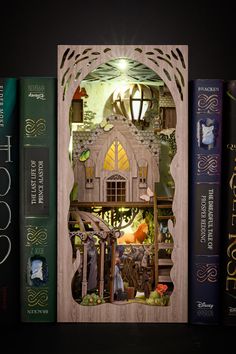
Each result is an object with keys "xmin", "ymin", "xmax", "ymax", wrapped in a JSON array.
[
  {"xmin": 59, "ymin": 45, "xmax": 187, "ymax": 110},
  {"xmin": 58, "ymin": 45, "xmax": 188, "ymax": 323}
]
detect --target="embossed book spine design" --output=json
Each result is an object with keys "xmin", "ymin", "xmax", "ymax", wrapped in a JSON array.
[
  {"xmin": 0, "ymin": 78, "xmax": 19, "ymax": 323},
  {"xmin": 221, "ymin": 80, "xmax": 236, "ymax": 325},
  {"xmin": 189, "ymin": 79, "xmax": 223, "ymax": 324},
  {"xmin": 20, "ymin": 78, "xmax": 56, "ymax": 322}
]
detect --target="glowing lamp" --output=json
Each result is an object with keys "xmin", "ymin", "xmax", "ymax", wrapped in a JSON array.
[{"xmin": 112, "ymin": 83, "xmax": 157, "ymax": 123}]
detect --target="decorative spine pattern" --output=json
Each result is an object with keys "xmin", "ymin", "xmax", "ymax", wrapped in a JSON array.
[
  {"xmin": 189, "ymin": 79, "xmax": 223, "ymax": 324},
  {"xmin": 20, "ymin": 77, "xmax": 56, "ymax": 322}
]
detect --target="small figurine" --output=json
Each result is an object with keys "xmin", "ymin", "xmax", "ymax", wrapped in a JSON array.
[{"xmin": 114, "ymin": 250, "xmax": 125, "ymax": 299}]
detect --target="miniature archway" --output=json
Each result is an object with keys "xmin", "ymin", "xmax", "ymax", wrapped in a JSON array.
[{"xmin": 69, "ymin": 210, "xmax": 122, "ymax": 302}]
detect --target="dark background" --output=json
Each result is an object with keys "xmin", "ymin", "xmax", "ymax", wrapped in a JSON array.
[
  {"xmin": 1, "ymin": 0, "xmax": 236, "ymax": 353},
  {"xmin": 1, "ymin": 0, "xmax": 236, "ymax": 80}
]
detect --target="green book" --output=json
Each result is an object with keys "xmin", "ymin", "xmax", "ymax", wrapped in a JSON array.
[{"xmin": 19, "ymin": 77, "xmax": 56, "ymax": 322}]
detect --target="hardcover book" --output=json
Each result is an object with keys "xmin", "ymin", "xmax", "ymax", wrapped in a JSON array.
[
  {"xmin": 19, "ymin": 77, "xmax": 57, "ymax": 322},
  {"xmin": 221, "ymin": 80, "xmax": 236, "ymax": 325},
  {"xmin": 0, "ymin": 78, "xmax": 19, "ymax": 323},
  {"xmin": 189, "ymin": 79, "xmax": 223, "ymax": 324},
  {"xmin": 57, "ymin": 45, "xmax": 188, "ymax": 322}
]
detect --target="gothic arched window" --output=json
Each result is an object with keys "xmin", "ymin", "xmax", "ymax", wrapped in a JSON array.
[{"xmin": 103, "ymin": 140, "xmax": 129, "ymax": 172}]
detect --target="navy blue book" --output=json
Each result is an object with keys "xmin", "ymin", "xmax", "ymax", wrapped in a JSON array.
[
  {"xmin": 189, "ymin": 79, "xmax": 223, "ymax": 324},
  {"xmin": 0, "ymin": 78, "xmax": 19, "ymax": 323},
  {"xmin": 221, "ymin": 80, "xmax": 236, "ymax": 325}
]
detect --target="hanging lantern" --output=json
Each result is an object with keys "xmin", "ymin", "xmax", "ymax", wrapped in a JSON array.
[{"xmin": 112, "ymin": 83, "xmax": 158, "ymax": 124}]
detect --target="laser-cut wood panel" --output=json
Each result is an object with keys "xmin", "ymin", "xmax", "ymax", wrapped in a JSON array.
[{"xmin": 57, "ymin": 45, "xmax": 188, "ymax": 322}]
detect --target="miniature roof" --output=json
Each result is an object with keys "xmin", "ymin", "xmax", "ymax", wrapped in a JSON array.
[{"xmin": 73, "ymin": 115, "xmax": 160, "ymax": 163}]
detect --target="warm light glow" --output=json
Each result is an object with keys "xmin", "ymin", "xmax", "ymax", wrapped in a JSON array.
[
  {"xmin": 117, "ymin": 59, "xmax": 128, "ymax": 72},
  {"xmin": 71, "ymin": 123, "xmax": 78, "ymax": 132},
  {"xmin": 104, "ymin": 140, "xmax": 129, "ymax": 171},
  {"xmin": 113, "ymin": 82, "xmax": 129, "ymax": 100},
  {"xmin": 68, "ymin": 134, "xmax": 73, "ymax": 159},
  {"xmin": 112, "ymin": 83, "xmax": 156, "ymax": 122},
  {"xmin": 132, "ymin": 89, "xmax": 149, "ymax": 120}
]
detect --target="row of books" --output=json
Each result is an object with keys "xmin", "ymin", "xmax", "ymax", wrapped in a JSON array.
[{"xmin": 0, "ymin": 44, "xmax": 235, "ymax": 324}]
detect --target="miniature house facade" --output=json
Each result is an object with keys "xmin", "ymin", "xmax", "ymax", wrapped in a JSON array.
[{"xmin": 73, "ymin": 115, "xmax": 160, "ymax": 203}]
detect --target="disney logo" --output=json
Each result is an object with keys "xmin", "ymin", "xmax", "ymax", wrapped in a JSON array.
[
  {"xmin": 196, "ymin": 301, "xmax": 213, "ymax": 309},
  {"xmin": 28, "ymin": 93, "xmax": 46, "ymax": 100}
]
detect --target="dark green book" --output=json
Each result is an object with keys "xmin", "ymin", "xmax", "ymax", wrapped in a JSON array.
[
  {"xmin": 19, "ymin": 77, "xmax": 56, "ymax": 322},
  {"xmin": 0, "ymin": 78, "xmax": 19, "ymax": 323}
]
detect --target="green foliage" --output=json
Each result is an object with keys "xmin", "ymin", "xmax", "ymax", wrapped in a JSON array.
[
  {"xmin": 149, "ymin": 290, "xmax": 159, "ymax": 300},
  {"xmin": 81, "ymin": 104, "xmax": 96, "ymax": 131},
  {"xmin": 146, "ymin": 287, "xmax": 170, "ymax": 306},
  {"xmin": 132, "ymin": 210, "xmax": 145, "ymax": 230},
  {"xmin": 93, "ymin": 207, "xmax": 139, "ymax": 230},
  {"xmin": 146, "ymin": 295, "xmax": 169, "ymax": 306},
  {"xmin": 80, "ymin": 293, "xmax": 105, "ymax": 306},
  {"xmin": 79, "ymin": 149, "xmax": 90, "ymax": 162},
  {"xmin": 70, "ymin": 182, "xmax": 78, "ymax": 201},
  {"xmin": 143, "ymin": 209, "xmax": 154, "ymax": 243},
  {"xmin": 159, "ymin": 130, "xmax": 176, "ymax": 158}
]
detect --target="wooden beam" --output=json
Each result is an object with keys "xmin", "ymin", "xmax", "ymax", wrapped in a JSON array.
[
  {"xmin": 99, "ymin": 241, "xmax": 105, "ymax": 298},
  {"xmin": 81, "ymin": 242, "xmax": 88, "ymax": 298},
  {"xmin": 158, "ymin": 242, "xmax": 174, "ymax": 249},
  {"xmin": 109, "ymin": 240, "xmax": 116, "ymax": 303},
  {"xmin": 70, "ymin": 201, "xmax": 154, "ymax": 208},
  {"xmin": 154, "ymin": 192, "xmax": 159, "ymax": 286}
]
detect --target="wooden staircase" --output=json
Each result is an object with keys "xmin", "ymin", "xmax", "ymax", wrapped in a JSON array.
[{"xmin": 154, "ymin": 194, "xmax": 174, "ymax": 284}]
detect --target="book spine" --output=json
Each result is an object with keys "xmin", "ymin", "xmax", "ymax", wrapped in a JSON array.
[
  {"xmin": 19, "ymin": 77, "xmax": 56, "ymax": 322},
  {"xmin": 221, "ymin": 80, "xmax": 236, "ymax": 325},
  {"xmin": 0, "ymin": 78, "xmax": 19, "ymax": 323},
  {"xmin": 189, "ymin": 79, "xmax": 223, "ymax": 324}
]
